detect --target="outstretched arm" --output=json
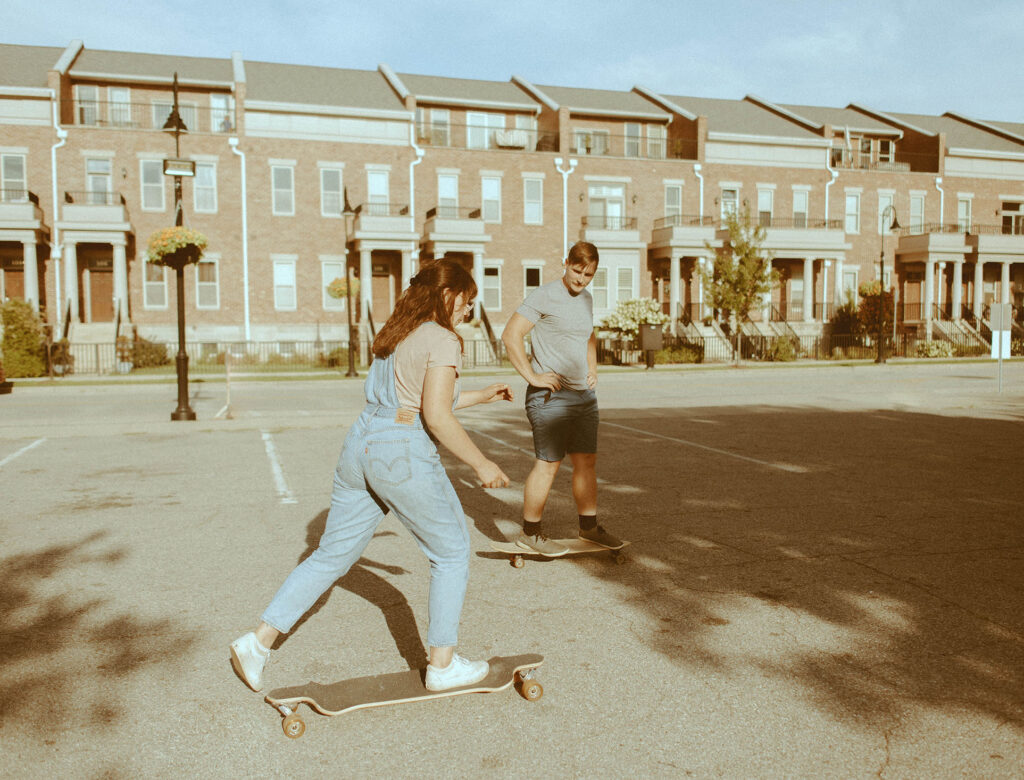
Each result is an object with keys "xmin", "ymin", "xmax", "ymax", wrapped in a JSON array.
[{"xmin": 455, "ymin": 383, "xmax": 513, "ymax": 410}]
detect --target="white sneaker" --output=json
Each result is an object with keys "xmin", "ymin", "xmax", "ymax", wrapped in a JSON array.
[
  {"xmin": 230, "ymin": 632, "xmax": 270, "ymax": 691},
  {"xmin": 424, "ymin": 653, "xmax": 489, "ymax": 691}
]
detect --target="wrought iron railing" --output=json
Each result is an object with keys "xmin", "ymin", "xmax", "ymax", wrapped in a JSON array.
[
  {"xmin": 64, "ymin": 190, "xmax": 126, "ymax": 206},
  {"xmin": 653, "ymin": 214, "xmax": 716, "ymax": 229},
  {"xmin": 581, "ymin": 215, "xmax": 638, "ymax": 230},
  {"xmin": 354, "ymin": 202, "xmax": 410, "ymax": 217},
  {"xmin": 0, "ymin": 189, "xmax": 38, "ymax": 204},
  {"xmin": 426, "ymin": 205, "xmax": 481, "ymax": 219},
  {"xmin": 61, "ymin": 99, "xmax": 236, "ymax": 134}
]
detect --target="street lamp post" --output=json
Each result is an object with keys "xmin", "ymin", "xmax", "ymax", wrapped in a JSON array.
[
  {"xmin": 876, "ymin": 205, "xmax": 900, "ymax": 364},
  {"xmin": 341, "ymin": 191, "xmax": 358, "ymax": 377},
  {"xmin": 162, "ymin": 73, "xmax": 197, "ymax": 419}
]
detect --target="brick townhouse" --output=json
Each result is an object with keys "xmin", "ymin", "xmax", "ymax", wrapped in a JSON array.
[{"xmin": 1, "ymin": 39, "xmax": 1022, "ymax": 353}]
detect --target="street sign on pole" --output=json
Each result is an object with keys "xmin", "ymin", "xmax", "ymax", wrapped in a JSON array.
[{"xmin": 990, "ymin": 303, "xmax": 1012, "ymax": 393}]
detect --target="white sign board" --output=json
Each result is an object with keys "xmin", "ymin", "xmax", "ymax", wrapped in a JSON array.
[{"xmin": 990, "ymin": 303, "xmax": 1012, "ymax": 360}]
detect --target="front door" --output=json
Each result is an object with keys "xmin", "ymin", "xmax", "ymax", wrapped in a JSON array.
[
  {"xmin": 78, "ymin": 247, "xmax": 114, "ymax": 322},
  {"xmin": 0, "ymin": 246, "xmax": 24, "ymax": 299}
]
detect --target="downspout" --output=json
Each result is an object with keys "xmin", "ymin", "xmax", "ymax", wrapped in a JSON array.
[
  {"xmin": 934, "ymin": 177, "xmax": 944, "ymax": 226},
  {"xmin": 408, "ymin": 123, "xmax": 424, "ymax": 290},
  {"xmin": 228, "ymin": 137, "xmax": 251, "ymax": 341},
  {"xmin": 49, "ymin": 91, "xmax": 67, "ymax": 329},
  {"xmin": 692, "ymin": 163, "xmax": 704, "ymax": 219},
  {"xmin": 553, "ymin": 156, "xmax": 577, "ymax": 259},
  {"xmin": 824, "ymin": 162, "xmax": 838, "ymax": 224}
]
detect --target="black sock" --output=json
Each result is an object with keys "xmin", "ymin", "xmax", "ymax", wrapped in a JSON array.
[
  {"xmin": 523, "ymin": 520, "xmax": 542, "ymax": 537},
  {"xmin": 579, "ymin": 514, "xmax": 597, "ymax": 531}
]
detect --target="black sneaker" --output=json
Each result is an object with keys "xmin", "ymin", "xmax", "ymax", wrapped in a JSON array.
[{"xmin": 579, "ymin": 525, "xmax": 623, "ymax": 550}]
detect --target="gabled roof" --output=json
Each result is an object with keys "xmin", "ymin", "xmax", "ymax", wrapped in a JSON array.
[
  {"xmin": 69, "ymin": 48, "xmax": 234, "ymax": 86},
  {"xmin": 877, "ymin": 110, "xmax": 1024, "ymax": 154},
  {"xmin": 0, "ymin": 43, "xmax": 63, "ymax": 88},
  {"xmin": 244, "ymin": 60, "xmax": 407, "ymax": 113},
  {"xmin": 776, "ymin": 103, "xmax": 901, "ymax": 136},
  {"xmin": 661, "ymin": 94, "xmax": 822, "ymax": 139},
  {"xmin": 393, "ymin": 71, "xmax": 538, "ymax": 112},
  {"xmin": 531, "ymin": 83, "xmax": 670, "ymax": 121}
]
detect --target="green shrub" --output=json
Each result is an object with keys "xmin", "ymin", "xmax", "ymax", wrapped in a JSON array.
[
  {"xmin": 131, "ymin": 337, "xmax": 171, "ymax": 368},
  {"xmin": 654, "ymin": 344, "xmax": 703, "ymax": 364},
  {"xmin": 766, "ymin": 336, "xmax": 798, "ymax": 362},
  {"xmin": 914, "ymin": 340, "xmax": 954, "ymax": 358},
  {"xmin": 0, "ymin": 300, "xmax": 47, "ymax": 377},
  {"xmin": 1012, "ymin": 339, "xmax": 1024, "ymax": 357},
  {"xmin": 319, "ymin": 347, "xmax": 353, "ymax": 368}
]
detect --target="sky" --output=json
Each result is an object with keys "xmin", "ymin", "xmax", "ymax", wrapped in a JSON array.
[{"xmin": 4, "ymin": 0, "xmax": 1022, "ymax": 122}]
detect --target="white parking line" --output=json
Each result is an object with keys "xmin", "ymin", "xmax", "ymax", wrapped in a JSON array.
[
  {"xmin": 602, "ymin": 421, "xmax": 808, "ymax": 473},
  {"xmin": 0, "ymin": 438, "xmax": 46, "ymax": 469},
  {"xmin": 261, "ymin": 430, "xmax": 297, "ymax": 504}
]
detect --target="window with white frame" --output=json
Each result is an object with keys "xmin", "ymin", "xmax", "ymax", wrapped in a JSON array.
[
  {"xmin": 143, "ymin": 261, "xmax": 167, "ymax": 308},
  {"xmin": 720, "ymin": 188, "xmax": 738, "ymax": 221},
  {"xmin": 573, "ymin": 129, "xmax": 609, "ymax": 156},
  {"xmin": 879, "ymin": 139, "xmax": 894, "ymax": 163},
  {"xmin": 664, "ymin": 184, "xmax": 682, "ymax": 220},
  {"xmin": 108, "ymin": 87, "xmax": 131, "ymax": 126},
  {"xmin": 877, "ymin": 192, "xmax": 895, "ymax": 234},
  {"xmin": 957, "ymin": 197, "xmax": 972, "ymax": 231},
  {"xmin": 320, "ymin": 168, "xmax": 343, "ymax": 217},
  {"xmin": 77, "ymin": 85, "xmax": 99, "ymax": 125},
  {"xmin": 481, "ymin": 176, "xmax": 501, "ymax": 223},
  {"xmin": 196, "ymin": 255, "xmax": 219, "ymax": 308},
  {"xmin": 437, "ymin": 173, "xmax": 458, "ymax": 217},
  {"xmin": 427, "ymin": 108, "xmax": 450, "ymax": 146},
  {"xmin": 648, "ymin": 125, "xmax": 667, "ymax": 159},
  {"xmin": 514, "ymin": 114, "xmax": 537, "ymax": 149},
  {"xmin": 591, "ymin": 268, "xmax": 609, "ymax": 310},
  {"xmin": 273, "ymin": 257, "xmax": 297, "ymax": 310},
  {"xmin": 1001, "ymin": 202, "xmax": 1024, "ymax": 235},
  {"xmin": 367, "ymin": 169, "xmax": 389, "ymax": 215},
  {"xmin": 910, "ymin": 193, "xmax": 925, "ymax": 233},
  {"xmin": 757, "ymin": 189, "xmax": 773, "ymax": 227},
  {"xmin": 467, "ymin": 112, "xmax": 504, "ymax": 149},
  {"xmin": 1, "ymin": 154, "xmax": 27, "ymax": 201},
  {"xmin": 86, "ymin": 158, "xmax": 112, "ymax": 204},
  {"xmin": 616, "ymin": 266, "xmax": 634, "ymax": 305},
  {"xmin": 523, "ymin": 177, "xmax": 543, "ymax": 225},
  {"xmin": 588, "ymin": 183, "xmax": 626, "ymax": 229},
  {"xmin": 523, "ymin": 263, "xmax": 543, "ymax": 296},
  {"xmin": 859, "ymin": 137, "xmax": 872, "ymax": 167},
  {"xmin": 210, "ymin": 94, "xmax": 233, "ymax": 132},
  {"xmin": 152, "ymin": 100, "xmax": 197, "ymax": 132},
  {"xmin": 792, "ymin": 189, "xmax": 809, "ymax": 228},
  {"xmin": 140, "ymin": 159, "xmax": 164, "ymax": 211},
  {"xmin": 625, "ymin": 123, "xmax": 642, "ymax": 157},
  {"xmin": 483, "ymin": 265, "xmax": 501, "ymax": 310},
  {"xmin": 321, "ymin": 258, "xmax": 346, "ymax": 311},
  {"xmin": 194, "ymin": 162, "xmax": 217, "ymax": 213},
  {"xmin": 845, "ymin": 193, "xmax": 860, "ymax": 233},
  {"xmin": 271, "ymin": 165, "xmax": 295, "ymax": 215}
]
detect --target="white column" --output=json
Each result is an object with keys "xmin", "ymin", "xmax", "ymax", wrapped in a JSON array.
[
  {"xmin": 833, "ymin": 257, "xmax": 845, "ymax": 306},
  {"xmin": 400, "ymin": 249, "xmax": 411, "ymax": 292},
  {"xmin": 696, "ymin": 257, "xmax": 706, "ymax": 321},
  {"xmin": 951, "ymin": 260, "xmax": 963, "ymax": 319},
  {"xmin": 472, "ymin": 251, "xmax": 484, "ymax": 320},
  {"xmin": 668, "ymin": 253, "xmax": 681, "ymax": 335},
  {"xmin": 823, "ymin": 260, "xmax": 832, "ymax": 321},
  {"xmin": 1001, "ymin": 261, "xmax": 1011, "ymax": 303},
  {"xmin": 802, "ymin": 257, "xmax": 814, "ymax": 322},
  {"xmin": 359, "ymin": 248, "xmax": 372, "ymax": 322},
  {"xmin": 64, "ymin": 241, "xmax": 79, "ymax": 322},
  {"xmin": 937, "ymin": 262, "xmax": 946, "ymax": 316},
  {"xmin": 22, "ymin": 241, "xmax": 39, "ymax": 312},
  {"xmin": 973, "ymin": 260, "xmax": 984, "ymax": 318},
  {"xmin": 112, "ymin": 241, "xmax": 128, "ymax": 325},
  {"xmin": 924, "ymin": 258, "xmax": 934, "ymax": 340}
]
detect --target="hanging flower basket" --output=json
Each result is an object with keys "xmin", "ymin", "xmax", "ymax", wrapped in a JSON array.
[
  {"xmin": 146, "ymin": 226, "xmax": 208, "ymax": 269},
  {"xmin": 326, "ymin": 276, "xmax": 360, "ymax": 300}
]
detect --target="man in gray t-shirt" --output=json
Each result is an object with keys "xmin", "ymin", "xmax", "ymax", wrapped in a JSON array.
[{"xmin": 501, "ymin": 241, "xmax": 623, "ymax": 556}]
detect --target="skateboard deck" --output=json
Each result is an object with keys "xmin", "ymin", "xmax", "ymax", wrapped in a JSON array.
[
  {"xmin": 265, "ymin": 653, "xmax": 544, "ymax": 738},
  {"xmin": 490, "ymin": 537, "xmax": 630, "ymax": 567}
]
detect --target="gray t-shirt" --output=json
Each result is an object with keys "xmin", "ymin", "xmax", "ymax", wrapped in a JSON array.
[{"xmin": 516, "ymin": 279, "xmax": 593, "ymax": 391}]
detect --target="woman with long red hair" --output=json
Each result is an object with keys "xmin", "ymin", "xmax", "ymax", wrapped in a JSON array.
[{"xmin": 231, "ymin": 259, "xmax": 511, "ymax": 692}]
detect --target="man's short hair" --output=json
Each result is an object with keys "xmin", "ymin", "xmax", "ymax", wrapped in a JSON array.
[{"xmin": 566, "ymin": 241, "xmax": 599, "ymax": 268}]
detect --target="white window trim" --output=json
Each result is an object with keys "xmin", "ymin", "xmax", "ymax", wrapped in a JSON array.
[
  {"xmin": 482, "ymin": 261, "xmax": 503, "ymax": 311},
  {"xmin": 481, "ymin": 174, "xmax": 502, "ymax": 223},
  {"xmin": 320, "ymin": 255, "xmax": 346, "ymax": 311},
  {"xmin": 194, "ymin": 161, "xmax": 218, "ymax": 214},
  {"xmin": 523, "ymin": 176, "xmax": 543, "ymax": 225},
  {"xmin": 271, "ymin": 164, "xmax": 295, "ymax": 217},
  {"xmin": 195, "ymin": 252, "xmax": 220, "ymax": 309},
  {"xmin": 142, "ymin": 258, "xmax": 169, "ymax": 310},
  {"xmin": 1, "ymin": 152, "xmax": 29, "ymax": 199},
  {"xmin": 319, "ymin": 166, "xmax": 344, "ymax": 218},
  {"xmin": 845, "ymin": 192, "xmax": 861, "ymax": 235},
  {"xmin": 139, "ymin": 158, "xmax": 165, "ymax": 212},
  {"xmin": 272, "ymin": 254, "xmax": 298, "ymax": 311}
]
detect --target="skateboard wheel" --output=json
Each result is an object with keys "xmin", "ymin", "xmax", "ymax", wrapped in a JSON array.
[
  {"xmin": 511, "ymin": 555, "xmax": 525, "ymax": 569},
  {"xmin": 519, "ymin": 680, "xmax": 543, "ymax": 701},
  {"xmin": 282, "ymin": 713, "xmax": 305, "ymax": 739}
]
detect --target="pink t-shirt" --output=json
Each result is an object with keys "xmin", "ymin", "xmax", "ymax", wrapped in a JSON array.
[{"xmin": 394, "ymin": 322, "xmax": 461, "ymax": 411}]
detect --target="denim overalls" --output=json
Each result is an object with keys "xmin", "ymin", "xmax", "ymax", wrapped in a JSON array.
[{"xmin": 262, "ymin": 352, "xmax": 469, "ymax": 649}]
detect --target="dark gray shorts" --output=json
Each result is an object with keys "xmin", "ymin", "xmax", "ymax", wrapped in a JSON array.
[{"xmin": 525, "ymin": 385, "xmax": 599, "ymax": 462}]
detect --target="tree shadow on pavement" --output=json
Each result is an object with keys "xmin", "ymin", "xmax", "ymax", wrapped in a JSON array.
[
  {"xmin": 459, "ymin": 405, "xmax": 1024, "ymax": 732},
  {"xmin": 0, "ymin": 531, "xmax": 199, "ymax": 735}
]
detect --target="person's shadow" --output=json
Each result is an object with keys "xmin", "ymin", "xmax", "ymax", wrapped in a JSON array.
[{"xmin": 280, "ymin": 509, "xmax": 427, "ymax": 670}]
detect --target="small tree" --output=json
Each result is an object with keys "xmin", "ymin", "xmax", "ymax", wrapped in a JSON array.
[
  {"xmin": 0, "ymin": 299, "xmax": 47, "ymax": 377},
  {"xmin": 857, "ymin": 280, "xmax": 894, "ymax": 343},
  {"xmin": 828, "ymin": 292, "xmax": 862, "ymax": 336},
  {"xmin": 701, "ymin": 208, "xmax": 779, "ymax": 363}
]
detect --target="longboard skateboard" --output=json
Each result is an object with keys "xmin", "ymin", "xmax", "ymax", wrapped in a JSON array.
[
  {"xmin": 265, "ymin": 653, "xmax": 544, "ymax": 738},
  {"xmin": 489, "ymin": 537, "xmax": 630, "ymax": 568}
]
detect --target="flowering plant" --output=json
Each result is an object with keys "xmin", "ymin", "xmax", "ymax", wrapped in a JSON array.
[
  {"xmin": 326, "ymin": 276, "xmax": 360, "ymax": 300},
  {"xmin": 600, "ymin": 298, "xmax": 669, "ymax": 337},
  {"xmin": 146, "ymin": 226, "xmax": 207, "ymax": 265}
]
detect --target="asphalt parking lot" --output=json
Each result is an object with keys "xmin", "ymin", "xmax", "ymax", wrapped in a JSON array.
[{"xmin": 2, "ymin": 360, "xmax": 1022, "ymax": 777}]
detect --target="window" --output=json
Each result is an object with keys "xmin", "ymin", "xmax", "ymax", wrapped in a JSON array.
[
  {"xmin": 152, "ymin": 100, "xmax": 197, "ymax": 132},
  {"xmin": 483, "ymin": 266, "xmax": 501, "ymax": 310},
  {"xmin": 859, "ymin": 137, "xmax": 872, "ymax": 167},
  {"xmin": 879, "ymin": 139, "xmax": 894, "ymax": 163},
  {"xmin": 211, "ymin": 94, "xmax": 233, "ymax": 132},
  {"xmin": 482, "ymin": 176, "xmax": 501, "ymax": 223},
  {"xmin": 273, "ymin": 258, "xmax": 297, "ymax": 310},
  {"xmin": 367, "ymin": 169, "xmax": 389, "ymax": 215},
  {"xmin": 830, "ymin": 141, "xmax": 846, "ymax": 168},
  {"xmin": 957, "ymin": 198, "xmax": 972, "ymax": 232},
  {"xmin": 321, "ymin": 258, "xmax": 346, "ymax": 311},
  {"xmin": 86, "ymin": 158, "xmax": 112, "ymax": 204},
  {"xmin": 574, "ymin": 129, "xmax": 609, "ymax": 156},
  {"xmin": 437, "ymin": 173, "xmax": 458, "ymax": 217},
  {"xmin": 194, "ymin": 162, "xmax": 217, "ymax": 213},
  {"xmin": 910, "ymin": 194, "xmax": 925, "ymax": 233},
  {"xmin": 77, "ymin": 85, "xmax": 99, "ymax": 125},
  {"xmin": 429, "ymin": 109, "xmax": 451, "ymax": 146},
  {"xmin": 589, "ymin": 183, "xmax": 626, "ymax": 229},
  {"xmin": 196, "ymin": 255, "xmax": 219, "ymax": 308},
  {"xmin": 140, "ymin": 160, "xmax": 164, "ymax": 211},
  {"xmin": 515, "ymin": 114, "xmax": 537, "ymax": 149},
  {"xmin": 845, "ymin": 193, "xmax": 860, "ymax": 233},
  {"xmin": 792, "ymin": 190, "xmax": 809, "ymax": 228},
  {"xmin": 878, "ymin": 193, "xmax": 895, "ymax": 234},
  {"xmin": 320, "ymin": 168, "xmax": 343, "ymax": 217},
  {"xmin": 467, "ymin": 112, "xmax": 504, "ymax": 149},
  {"xmin": 523, "ymin": 177, "xmax": 543, "ymax": 225},
  {"xmin": 720, "ymin": 188, "xmax": 738, "ymax": 221},
  {"xmin": 648, "ymin": 125, "xmax": 667, "ymax": 159},
  {"xmin": 1, "ymin": 154, "xmax": 27, "ymax": 201},
  {"xmin": 616, "ymin": 267, "xmax": 634, "ymax": 305},
  {"xmin": 591, "ymin": 268, "xmax": 609, "ymax": 310},
  {"xmin": 143, "ymin": 262, "xmax": 167, "ymax": 308},
  {"xmin": 523, "ymin": 264, "xmax": 542, "ymax": 296},
  {"xmin": 108, "ymin": 87, "xmax": 131, "ymax": 126},
  {"xmin": 664, "ymin": 184, "xmax": 682, "ymax": 220},
  {"xmin": 757, "ymin": 189, "xmax": 773, "ymax": 227},
  {"xmin": 625, "ymin": 123, "xmax": 641, "ymax": 157},
  {"xmin": 271, "ymin": 165, "xmax": 295, "ymax": 215},
  {"xmin": 1002, "ymin": 202, "xmax": 1024, "ymax": 235}
]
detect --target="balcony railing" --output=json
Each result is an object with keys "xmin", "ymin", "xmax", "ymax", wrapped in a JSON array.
[
  {"xmin": 581, "ymin": 215, "xmax": 638, "ymax": 230},
  {"xmin": 64, "ymin": 190, "xmax": 126, "ymax": 206},
  {"xmin": 757, "ymin": 216, "xmax": 845, "ymax": 230},
  {"xmin": 354, "ymin": 202, "xmax": 409, "ymax": 217},
  {"xmin": 570, "ymin": 132, "xmax": 696, "ymax": 160},
  {"xmin": 653, "ymin": 214, "xmax": 716, "ymax": 229},
  {"xmin": 61, "ymin": 99, "xmax": 236, "ymax": 135},
  {"xmin": 415, "ymin": 123, "xmax": 558, "ymax": 153},
  {"xmin": 426, "ymin": 205, "xmax": 481, "ymax": 220},
  {"xmin": 1, "ymin": 189, "xmax": 39, "ymax": 204}
]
